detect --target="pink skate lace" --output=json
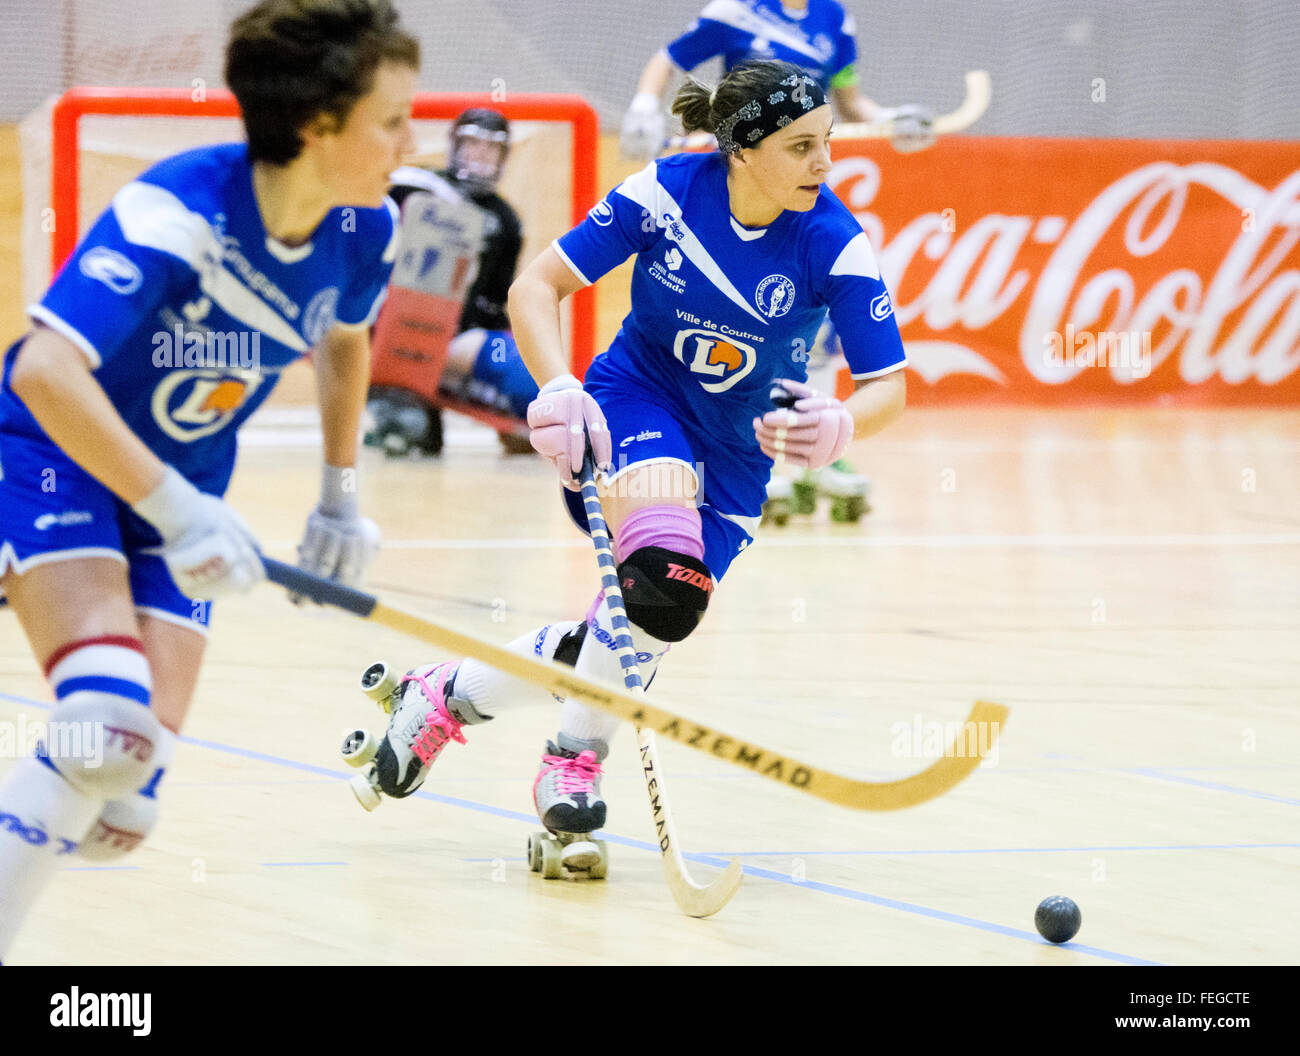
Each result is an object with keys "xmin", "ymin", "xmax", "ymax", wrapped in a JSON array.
[
  {"xmin": 400, "ymin": 666, "xmax": 467, "ymax": 765},
  {"xmin": 535, "ymin": 749, "xmax": 602, "ymax": 797}
]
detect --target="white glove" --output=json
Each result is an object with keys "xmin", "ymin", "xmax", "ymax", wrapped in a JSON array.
[
  {"xmin": 877, "ymin": 104, "xmax": 936, "ymax": 153},
  {"xmin": 133, "ymin": 466, "xmax": 264, "ymax": 600},
  {"xmin": 296, "ymin": 464, "xmax": 379, "ymax": 587},
  {"xmin": 620, "ymin": 92, "xmax": 667, "ymax": 163}
]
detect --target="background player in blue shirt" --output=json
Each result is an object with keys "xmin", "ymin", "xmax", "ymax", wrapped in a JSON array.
[
  {"xmin": 0, "ymin": 0, "xmax": 419, "ymax": 959},
  {"xmin": 355, "ymin": 62, "xmax": 906, "ymax": 853},
  {"xmin": 620, "ymin": 0, "xmax": 935, "ymax": 161}
]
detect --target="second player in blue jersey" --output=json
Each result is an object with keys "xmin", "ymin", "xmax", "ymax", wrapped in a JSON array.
[{"xmin": 353, "ymin": 61, "xmax": 907, "ymax": 851}]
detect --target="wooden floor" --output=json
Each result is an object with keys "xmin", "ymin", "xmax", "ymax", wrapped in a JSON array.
[{"xmin": 1, "ymin": 406, "xmax": 1297, "ymax": 965}]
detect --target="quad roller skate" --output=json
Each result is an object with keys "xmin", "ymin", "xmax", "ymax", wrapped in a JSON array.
[
  {"xmin": 761, "ymin": 474, "xmax": 794, "ymax": 526},
  {"xmin": 820, "ymin": 458, "xmax": 871, "ymax": 523},
  {"xmin": 340, "ymin": 660, "xmax": 479, "ymax": 811},
  {"xmin": 526, "ymin": 736, "xmax": 608, "ymax": 880},
  {"xmin": 364, "ymin": 390, "xmax": 444, "ymax": 457}
]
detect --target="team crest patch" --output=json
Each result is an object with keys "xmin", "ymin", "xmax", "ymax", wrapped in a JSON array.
[
  {"xmin": 755, "ymin": 274, "xmax": 795, "ymax": 318},
  {"xmin": 303, "ymin": 287, "xmax": 340, "ymax": 344}
]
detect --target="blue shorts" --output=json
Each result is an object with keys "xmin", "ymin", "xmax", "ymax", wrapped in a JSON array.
[
  {"xmin": 0, "ymin": 430, "xmax": 211, "ymax": 632},
  {"xmin": 563, "ymin": 356, "xmax": 768, "ymax": 582}
]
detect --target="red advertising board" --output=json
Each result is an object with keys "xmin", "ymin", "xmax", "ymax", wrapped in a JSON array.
[{"xmin": 829, "ymin": 137, "xmax": 1300, "ymax": 404}]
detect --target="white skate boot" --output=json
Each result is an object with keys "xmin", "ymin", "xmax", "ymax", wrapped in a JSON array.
[
  {"xmin": 340, "ymin": 660, "xmax": 487, "ymax": 810},
  {"xmin": 527, "ymin": 733, "xmax": 609, "ymax": 879}
]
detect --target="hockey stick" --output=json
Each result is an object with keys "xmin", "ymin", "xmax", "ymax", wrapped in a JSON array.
[
  {"xmin": 664, "ymin": 69, "xmax": 991, "ymax": 150},
  {"xmin": 263, "ymin": 559, "xmax": 1007, "ymax": 811},
  {"xmin": 573, "ymin": 449, "xmax": 742, "ymax": 917}
]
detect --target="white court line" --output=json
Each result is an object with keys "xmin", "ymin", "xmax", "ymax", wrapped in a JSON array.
[{"xmin": 263, "ymin": 533, "xmax": 1300, "ymax": 551}]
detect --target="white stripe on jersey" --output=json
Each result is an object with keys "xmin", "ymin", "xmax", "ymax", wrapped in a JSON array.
[
  {"xmin": 616, "ymin": 164, "xmax": 769, "ymax": 326},
  {"xmin": 381, "ymin": 197, "xmax": 401, "ymax": 264},
  {"xmin": 112, "ymin": 181, "xmax": 309, "ymax": 353},
  {"xmin": 27, "ymin": 304, "xmax": 103, "ymax": 368},
  {"xmin": 697, "ymin": 0, "xmax": 827, "ymax": 62},
  {"xmin": 829, "ymin": 232, "xmax": 882, "ymax": 280},
  {"xmin": 551, "ymin": 239, "xmax": 593, "ymax": 286}
]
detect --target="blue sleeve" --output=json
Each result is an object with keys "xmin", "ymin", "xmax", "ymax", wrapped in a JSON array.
[
  {"xmin": 834, "ymin": 8, "xmax": 858, "ymax": 77},
  {"xmin": 665, "ymin": 11, "xmax": 729, "ymax": 71},
  {"xmin": 35, "ymin": 203, "xmax": 187, "ymax": 370},
  {"xmin": 553, "ymin": 175, "xmax": 658, "ymax": 286},
  {"xmin": 820, "ymin": 233, "xmax": 906, "ymax": 379},
  {"xmin": 335, "ymin": 200, "xmax": 399, "ymax": 327}
]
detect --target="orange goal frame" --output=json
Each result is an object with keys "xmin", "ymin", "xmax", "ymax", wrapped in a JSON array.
[{"xmin": 48, "ymin": 87, "xmax": 599, "ymax": 375}]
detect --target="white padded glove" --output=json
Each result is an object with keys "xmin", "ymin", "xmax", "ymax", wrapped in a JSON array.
[
  {"xmin": 297, "ymin": 464, "xmax": 379, "ymax": 587},
  {"xmin": 133, "ymin": 466, "xmax": 264, "ymax": 600},
  {"xmin": 620, "ymin": 92, "xmax": 667, "ymax": 163}
]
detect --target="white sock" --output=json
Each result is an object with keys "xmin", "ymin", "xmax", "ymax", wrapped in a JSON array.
[
  {"xmin": 560, "ymin": 594, "xmax": 671, "ymax": 747},
  {"xmin": 453, "ymin": 621, "xmax": 582, "ymax": 718},
  {"xmin": 0, "ymin": 756, "xmax": 103, "ymax": 959}
]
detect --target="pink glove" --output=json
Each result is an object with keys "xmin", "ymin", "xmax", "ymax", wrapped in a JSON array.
[
  {"xmin": 526, "ymin": 374, "xmax": 613, "ymax": 488},
  {"xmin": 752, "ymin": 378, "xmax": 854, "ymax": 469}
]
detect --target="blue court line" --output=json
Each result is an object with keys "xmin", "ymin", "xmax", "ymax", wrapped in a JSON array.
[
  {"xmin": 259, "ymin": 861, "xmax": 347, "ymax": 868},
  {"xmin": 0, "ymin": 689, "xmax": 1177, "ymax": 963},
  {"xmin": 64, "ymin": 866, "xmax": 140, "ymax": 872},
  {"xmin": 689, "ymin": 842, "xmax": 1300, "ymax": 858},
  {"xmin": 1131, "ymin": 769, "xmax": 1300, "ymax": 806}
]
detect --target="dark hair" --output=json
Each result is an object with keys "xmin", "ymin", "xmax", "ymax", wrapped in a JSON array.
[
  {"xmin": 225, "ymin": 0, "xmax": 420, "ymax": 165},
  {"xmin": 671, "ymin": 60, "xmax": 810, "ymax": 150}
]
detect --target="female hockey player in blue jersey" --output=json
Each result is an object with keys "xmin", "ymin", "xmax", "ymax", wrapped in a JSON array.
[
  {"xmin": 0, "ymin": 0, "xmax": 418, "ymax": 958},
  {"xmin": 354, "ymin": 61, "xmax": 907, "ymax": 869}
]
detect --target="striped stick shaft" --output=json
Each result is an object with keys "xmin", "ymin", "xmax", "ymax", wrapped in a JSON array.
[{"xmin": 578, "ymin": 460, "xmax": 644, "ymax": 692}]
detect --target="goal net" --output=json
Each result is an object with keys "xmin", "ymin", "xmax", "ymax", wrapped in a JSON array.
[{"xmin": 19, "ymin": 89, "xmax": 598, "ymax": 374}]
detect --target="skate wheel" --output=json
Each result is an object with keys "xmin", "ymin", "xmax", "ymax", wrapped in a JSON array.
[
  {"xmin": 792, "ymin": 479, "xmax": 817, "ymax": 514},
  {"xmin": 349, "ymin": 772, "xmax": 381, "ymax": 812},
  {"xmin": 762, "ymin": 499, "xmax": 791, "ymax": 527},
  {"xmin": 588, "ymin": 840, "xmax": 608, "ymax": 880},
  {"xmin": 360, "ymin": 662, "xmax": 401, "ymax": 713},
  {"xmin": 830, "ymin": 495, "xmax": 866, "ymax": 523},
  {"xmin": 560, "ymin": 839, "xmax": 601, "ymax": 872},
  {"xmin": 539, "ymin": 836, "xmax": 564, "ymax": 879},
  {"xmin": 341, "ymin": 728, "xmax": 377, "ymax": 768},
  {"xmin": 382, "ymin": 432, "xmax": 408, "ymax": 457},
  {"xmin": 527, "ymin": 833, "xmax": 544, "ymax": 873}
]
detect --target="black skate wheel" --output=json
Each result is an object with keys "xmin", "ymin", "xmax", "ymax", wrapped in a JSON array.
[{"xmin": 527, "ymin": 833, "xmax": 543, "ymax": 873}]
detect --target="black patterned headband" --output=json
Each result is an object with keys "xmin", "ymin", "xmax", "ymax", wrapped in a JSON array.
[{"xmin": 714, "ymin": 72, "xmax": 828, "ymax": 155}]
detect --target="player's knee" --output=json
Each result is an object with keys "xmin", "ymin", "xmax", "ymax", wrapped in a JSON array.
[
  {"xmin": 77, "ymin": 792, "xmax": 159, "ymax": 861},
  {"xmin": 616, "ymin": 546, "xmax": 713, "ymax": 643},
  {"xmin": 46, "ymin": 693, "xmax": 161, "ymax": 799}
]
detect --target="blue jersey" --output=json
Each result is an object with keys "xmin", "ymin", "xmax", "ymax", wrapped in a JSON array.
[
  {"xmin": 554, "ymin": 152, "xmax": 904, "ymax": 452},
  {"xmin": 666, "ymin": 0, "xmax": 858, "ymax": 91},
  {"xmin": 0, "ymin": 143, "xmax": 398, "ymax": 494}
]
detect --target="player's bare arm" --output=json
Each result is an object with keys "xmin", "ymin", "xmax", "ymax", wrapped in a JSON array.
[
  {"xmin": 8, "ymin": 326, "xmax": 166, "ymax": 504},
  {"xmin": 314, "ymin": 324, "xmax": 372, "ymax": 469},
  {"xmin": 507, "ymin": 246, "xmax": 587, "ymax": 387},
  {"xmin": 847, "ymin": 368, "xmax": 906, "ymax": 440}
]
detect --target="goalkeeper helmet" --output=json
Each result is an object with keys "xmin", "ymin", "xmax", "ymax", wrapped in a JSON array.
[{"xmin": 448, "ymin": 108, "xmax": 510, "ymax": 195}]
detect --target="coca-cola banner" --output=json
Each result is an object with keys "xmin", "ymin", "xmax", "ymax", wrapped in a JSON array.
[{"xmin": 830, "ymin": 138, "xmax": 1300, "ymax": 404}]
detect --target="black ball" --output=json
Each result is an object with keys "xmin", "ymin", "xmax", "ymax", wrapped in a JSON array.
[
  {"xmin": 1035, "ymin": 895, "xmax": 1081, "ymax": 943},
  {"xmin": 769, "ymin": 383, "xmax": 797, "ymax": 410}
]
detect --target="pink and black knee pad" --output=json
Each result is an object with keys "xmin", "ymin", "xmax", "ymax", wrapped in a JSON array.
[
  {"xmin": 610, "ymin": 504, "xmax": 712, "ymax": 643},
  {"xmin": 616, "ymin": 545, "xmax": 713, "ymax": 642}
]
